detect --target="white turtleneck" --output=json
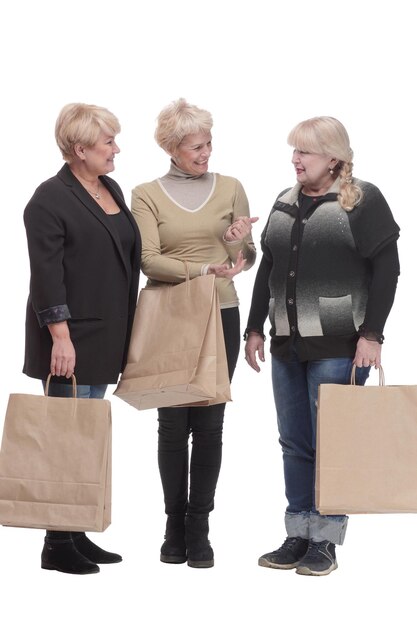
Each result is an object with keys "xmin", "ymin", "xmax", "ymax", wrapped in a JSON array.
[{"xmin": 158, "ymin": 161, "xmax": 215, "ymax": 211}]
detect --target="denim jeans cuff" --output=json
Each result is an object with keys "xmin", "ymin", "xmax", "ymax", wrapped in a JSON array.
[
  {"xmin": 285, "ymin": 511, "xmax": 310, "ymax": 539},
  {"xmin": 309, "ymin": 512, "xmax": 348, "ymax": 545}
]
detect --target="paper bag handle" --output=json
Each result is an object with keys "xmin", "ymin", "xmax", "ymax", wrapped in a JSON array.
[
  {"xmin": 350, "ymin": 365, "xmax": 385, "ymax": 386},
  {"xmin": 178, "ymin": 260, "xmax": 214, "ymax": 297},
  {"xmin": 183, "ymin": 261, "xmax": 190, "ymax": 282},
  {"xmin": 182, "ymin": 261, "xmax": 191, "ymax": 296},
  {"xmin": 44, "ymin": 373, "xmax": 77, "ymax": 398}
]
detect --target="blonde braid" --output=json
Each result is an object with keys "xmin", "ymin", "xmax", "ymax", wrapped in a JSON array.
[{"xmin": 338, "ymin": 162, "xmax": 363, "ymax": 211}]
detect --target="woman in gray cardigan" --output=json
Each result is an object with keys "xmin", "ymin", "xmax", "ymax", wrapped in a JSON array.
[{"xmin": 245, "ymin": 116, "xmax": 399, "ymax": 576}]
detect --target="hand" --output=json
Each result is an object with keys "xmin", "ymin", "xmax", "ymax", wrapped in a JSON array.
[
  {"xmin": 244, "ymin": 332, "xmax": 265, "ymax": 372},
  {"xmin": 208, "ymin": 250, "xmax": 247, "ymax": 278},
  {"xmin": 48, "ymin": 322, "xmax": 76, "ymax": 378},
  {"xmin": 224, "ymin": 216, "xmax": 259, "ymax": 242},
  {"xmin": 353, "ymin": 336, "xmax": 382, "ymax": 368}
]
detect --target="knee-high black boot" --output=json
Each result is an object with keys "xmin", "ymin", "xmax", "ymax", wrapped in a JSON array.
[
  {"xmin": 41, "ymin": 531, "xmax": 99, "ymax": 575},
  {"xmin": 71, "ymin": 532, "xmax": 122, "ymax": 564}
]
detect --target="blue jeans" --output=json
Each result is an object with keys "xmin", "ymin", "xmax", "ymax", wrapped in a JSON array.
[
  {"xmin": 271, "ymin": 350, "xmax": 369, "ymax": 544},
  {"xmin": 43, "ymin": 381, "xmax": 107, "ymax": 400}
]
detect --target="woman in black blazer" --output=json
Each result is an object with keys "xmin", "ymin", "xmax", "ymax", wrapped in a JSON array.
[{"xmin": 23, "ymin": 103, "xmax": 141, "ymax": 575}]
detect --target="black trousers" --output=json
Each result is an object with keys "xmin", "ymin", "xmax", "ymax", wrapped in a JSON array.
[{"xmin": 157, "ymin": 307, "xmax": 240, "ymax": 518}]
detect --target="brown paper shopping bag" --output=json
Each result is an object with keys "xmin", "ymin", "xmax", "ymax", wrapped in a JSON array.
[
  {"xmin": 316, "ymin": 367, "xmax": 417, "ymax": 514},
  {"xmin": 114, "ymin": 274, "xmax": 231, "ymax": 410},
  {"xmin": 0, "ymin": 376, "xmax": 112, "ymax": 531}
]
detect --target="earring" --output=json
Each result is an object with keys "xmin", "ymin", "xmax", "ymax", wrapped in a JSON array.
[{"xmin": 329, "ymin": 168, "xmax": 334, "ymax": 175}]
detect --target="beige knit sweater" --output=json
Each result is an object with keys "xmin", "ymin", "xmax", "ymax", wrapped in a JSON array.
[{"xmin": 131, "ymin": 169, "xmax": 256, "ymax": 308}]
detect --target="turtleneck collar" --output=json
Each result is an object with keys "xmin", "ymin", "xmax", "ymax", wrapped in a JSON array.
[
  {"xmin": 165, "ymin": 159, "xmax": 211, "ymax": 181},
  {"xmin": 158, "ymin": 161, "xmax": 215, "ymax": 211}
]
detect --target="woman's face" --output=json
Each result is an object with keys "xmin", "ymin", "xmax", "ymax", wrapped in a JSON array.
[
  {"xmin": 172, "ymin": 131, "xmax": 212, "ymax": 176},
  {"xmin": 292, "ymin": 149, "xmax": 337, "ymax": 193},
  {"xmin": 79, "ymin": 131, "xmax": 120, "ymax": 176}
]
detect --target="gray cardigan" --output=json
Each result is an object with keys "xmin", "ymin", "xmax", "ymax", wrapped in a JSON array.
[{"xmin": 246, "ymin": 177, "xmax": 400, "ymax": 361}]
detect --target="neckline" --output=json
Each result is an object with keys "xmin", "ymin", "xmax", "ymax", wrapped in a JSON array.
[
  {"xmin": 157, "ymin": 173, "xmax": 217, "ymax": 213},
  {"xmin": 300, "ymin": 191, "xmax": 324, "ymax": 201}
]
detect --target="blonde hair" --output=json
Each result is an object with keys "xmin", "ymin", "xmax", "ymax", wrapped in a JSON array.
[
  {"xmin": 155, "ymin": 98, "xmax": 213, "ymax": 155},
  {"xmin": 287, "ymin": 116, "xmax": 363, "ymax": 211},
  {"xmin": 55, "ymin": 103, "xmax": 121, "ymax": 162}
]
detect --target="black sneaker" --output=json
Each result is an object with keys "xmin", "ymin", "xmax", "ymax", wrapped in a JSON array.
[
  {"xmin": 258, "ymin": 537, "xmax": 309, "ymax": 570},
  {"xmin": 296, "ymin": 540, "xmax": 338, "ymax": 576}
]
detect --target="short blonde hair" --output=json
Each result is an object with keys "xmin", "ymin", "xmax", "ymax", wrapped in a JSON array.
[
  {"xmin": 155, "ymin": 98, "xmax": 213, "ymax": 155},
  {"xmin": 55, "ymin": 103, "xmax": 121, "ymax": 162},
  {"xmin": 288, "ymin": 116, "xmax": 363, "ymax": 211}
]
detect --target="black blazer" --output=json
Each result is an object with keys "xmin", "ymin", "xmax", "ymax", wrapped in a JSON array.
[{"xmin": 23, "ymin": 163, "xmax": 141, "ymax": 385}]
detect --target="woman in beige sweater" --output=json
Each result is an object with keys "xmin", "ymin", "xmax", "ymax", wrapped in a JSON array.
[{"xmin": 131, "ymin": 98, "xmax": 257, "ymax": 568}]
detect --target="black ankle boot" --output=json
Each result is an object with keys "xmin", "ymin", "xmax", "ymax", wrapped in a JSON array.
[
  {"xmin": 185, "ymin": 515, "xmax": 214, "ymax": 568},
  {"xmin": 71, "ymin": 532, "xmax": 122, "ymax": 564},
  {"xmin": 41, "ymin": 533, "xmax": 99, "ymax": 575},
  {"xmin": 160, "ymin": 514, "xmax": 187, "ymax": 564}
]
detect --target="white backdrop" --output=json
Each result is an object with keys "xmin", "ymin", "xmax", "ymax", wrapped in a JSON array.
[{"xmin": 1, "ymin": 1, "xmax": 416, "ymax": 623}]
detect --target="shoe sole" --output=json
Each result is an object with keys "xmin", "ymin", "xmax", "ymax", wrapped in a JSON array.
[
  {"xmin": 296, "ymin": 561, "xmax": 338, "ymax": 577},
  {"xmin": 41, "ymin": 563, "xmax": 100, "ymax": 575},
  {"xmin": 93, "ymin": 556, "xmax": 123, "ymax": 564},
  {"xmin": 258, "ymin": 557, "xmax": 299, "ymax": 570},
  {"xmin": 187, "ymin": 559, "xmax": 214, "ymax": 568},
  {"xmin": 160, "ymin": 554, "xmax": 187, "ymax": 564}
]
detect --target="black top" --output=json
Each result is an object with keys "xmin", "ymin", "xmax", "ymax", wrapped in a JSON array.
[{"xmin": 107, "ymin": 210, "xmax": 136, "ymax": 291}]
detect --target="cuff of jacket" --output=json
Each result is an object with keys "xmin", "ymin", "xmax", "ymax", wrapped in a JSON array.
[
  {"xmin": 36, "ymin": 304, "xmax": 71, "ymax": 328},
  {"xmin": 243, "ymin": 327, "xmax": 266, "ymax": 341},
  {"xmin": 358, "ymin": 325, "xmax": 384, "ymax": 344}
]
